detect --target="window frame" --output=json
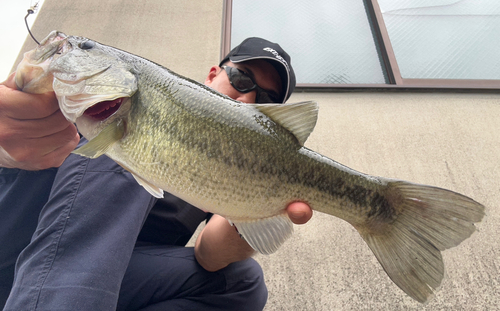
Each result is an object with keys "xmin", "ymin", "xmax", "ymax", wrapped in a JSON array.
[{"xmin": 221, "ymin": 0, "xmax": 500, "ymax": 91}]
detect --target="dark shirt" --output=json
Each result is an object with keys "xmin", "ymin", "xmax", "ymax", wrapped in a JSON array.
[{"xmin": 138, "ymin": 194, "xmax": 208, "ymax": 246}]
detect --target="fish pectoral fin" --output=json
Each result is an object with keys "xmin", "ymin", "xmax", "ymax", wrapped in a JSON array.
[
  {"xmin": 230, "ymin": 213, "xmax": 294, "ymax": 255},
  {"xmin": 251, "ymin": 101, "xmax": 318, "ymax": 146},
  {"xmin": 72, "ymin": 119, "xmax": 126, "ymax": 158},
  {"xmin": 131, "ymin": 173, "xmax": 164, "ymax": 198}
]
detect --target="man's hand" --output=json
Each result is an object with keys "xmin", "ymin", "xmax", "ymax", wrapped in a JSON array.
[
  {"xmin": 194, "ymin": 202, "xmax": 313, "ymax": 272},
  {"xmin": 0, "ymin": 73, "xmax": 79, "ymax": 170},
  {"xmin": 286, "ymin": 201, "xmax": 313, "ymax": 224}
]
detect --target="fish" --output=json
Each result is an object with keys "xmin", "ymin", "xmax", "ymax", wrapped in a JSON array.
[{"xmin": 15, "ymin": 30, "xmax": 485, "ymax": 303}]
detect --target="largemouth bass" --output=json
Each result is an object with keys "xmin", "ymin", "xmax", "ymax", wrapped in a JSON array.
[{"xmin": 15, "ymin": 31, "xmax": 485, "ymax": 303}]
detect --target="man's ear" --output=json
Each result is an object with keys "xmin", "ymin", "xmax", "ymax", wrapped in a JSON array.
[{"xmin": 204, "ymin": 66, "xmax": 220, "ymax": 86}]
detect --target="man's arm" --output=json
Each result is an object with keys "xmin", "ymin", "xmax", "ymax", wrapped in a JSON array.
[
  {"xmin": 0, "ymin": 73, "xmax": 79, "ymax": 170},
  {"xmin": 194, "ymin": 202, "xmax": 313, "ymax": 272}
]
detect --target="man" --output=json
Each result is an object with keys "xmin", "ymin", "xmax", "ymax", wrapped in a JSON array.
[{"xmin": 0, "ymin": 37, "xmax": 312, "ymax": 310}]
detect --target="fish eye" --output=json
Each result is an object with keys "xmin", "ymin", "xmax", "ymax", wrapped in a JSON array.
[{"xmin": 80, "ymin": 40, "xmax": 95, "ymax": 50}]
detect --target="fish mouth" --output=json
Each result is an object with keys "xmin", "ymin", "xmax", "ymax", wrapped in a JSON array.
[{"xmin": 83, "ymin": 98, "xmax": 125, "ymax": 120}]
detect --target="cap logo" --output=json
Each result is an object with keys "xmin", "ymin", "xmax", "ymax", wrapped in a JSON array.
[{"xmin": 263, "ymin": 47, "xmax": 290, "ymax": 72}]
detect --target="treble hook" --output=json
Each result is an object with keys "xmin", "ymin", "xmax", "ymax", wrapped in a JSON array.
[{"xmin": 25, "ymin": 2, "xmax": 40, "ymax": 45}]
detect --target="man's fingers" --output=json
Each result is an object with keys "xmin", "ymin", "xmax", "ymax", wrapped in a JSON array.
[
  {"xmin": 2, "ymin": 91, "xmax": 60, "ymax": 120},
  {"xmin": 34, "ymin": 132, "xmax": 80, "ymax": 169},
  {"xmin": 2, "ymin": 123, "xmax": 78, "ymax": 166},
  {"xmin": 287, "ymin": 201, "xmax": 313, "ymax": 225},
  {"xmin": 0, "ymin": 72, "xmax": 78, "ymax": 170},
  {"xmin": 0, "ymin": 111, "xmax": 76, "ymax": 154},
  {"xmin": 3, "ymin": 109, "xmax": 73, "ymax": 139},
  {"xmin": 31, "ymin": 123, "xmax": 79, "ymax": 156},
  {"xmin": 0, "ymin": 83, "xmax": 59, "ymax": 120}
]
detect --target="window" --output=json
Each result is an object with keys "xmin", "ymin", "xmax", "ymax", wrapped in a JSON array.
[{"xmin": 222, "ymin": 0, "xmax": 500, "ymax": 89}]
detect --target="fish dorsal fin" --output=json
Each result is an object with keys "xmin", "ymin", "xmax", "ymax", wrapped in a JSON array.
[
  {"xmin": 230, "ymin": 213, "xmax": 294, "ymax": 255},
  {"xmin": 251, "ymin": 101, "xmax": 318, "ymax": 146},
  {"xmin": 130, "ymin": 173, "xmax": 164, "ymax": 198},
  {"xmin": 72, "ymin": 119, "xmax": 125, "ymax": 159}
]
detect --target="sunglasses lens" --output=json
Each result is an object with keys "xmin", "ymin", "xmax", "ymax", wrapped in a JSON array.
[
  {"xmin": 229, "ymin": 69, "xmax": 255, "ymax": 92},
  {"xmin": 224, "ymin": 66, "xmax": 281, "ymax": 104}
]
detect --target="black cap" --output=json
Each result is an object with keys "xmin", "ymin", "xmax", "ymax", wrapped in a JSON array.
[{"xmin": 219, "ymin": 37, "xmax": 296, "ymax": 103}]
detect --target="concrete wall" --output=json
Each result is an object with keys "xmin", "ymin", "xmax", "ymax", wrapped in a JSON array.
[
  {"xmin": 16, "ymin": 1, "xmax": 499, "ymax": 310},
  {"xmin": 15, "ymin": 0, "xmax": 224, "ymax": 83}
]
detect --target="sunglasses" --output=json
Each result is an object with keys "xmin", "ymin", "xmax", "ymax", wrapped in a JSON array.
[{"xmin": 221, "ymin": 65, "xmax": 281, "ymax": 103}]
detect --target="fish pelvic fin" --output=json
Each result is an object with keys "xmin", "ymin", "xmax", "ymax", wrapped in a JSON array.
[
  {"xmin": 72, "ymin": 119, "xmax": 125, "ymax": 158},
  {"xmin": 112, "ymin": 158, "xmax": 164, "ymax": 199},
  {"xmin": 358, "ymin": 181, "xmax": 485, "ymax": 303},
  {"xmin": 251, "ymin": 101, "xmax": 318, "ymax": 145},
  {"xmin": 230, "ymin": 212, "xmax": 294, "ymax": 255},
  {"xmin": 130, "ymin": 173, "xmax": 164, "ymax": 198}
]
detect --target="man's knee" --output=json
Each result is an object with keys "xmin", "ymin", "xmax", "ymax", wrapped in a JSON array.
[{"xmin": 225, "ymin": 258, "xmax": 268, "ymax": 310}]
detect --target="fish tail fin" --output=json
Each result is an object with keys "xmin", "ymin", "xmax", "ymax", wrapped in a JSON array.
[{"xmin": 357, "ymin": 181, "xmax": 485, "ymax": 303}]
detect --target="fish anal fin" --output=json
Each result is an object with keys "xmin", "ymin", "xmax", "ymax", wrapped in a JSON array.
[
  {"xmin": 251, "ymin": 101, "xmax": 318, "ymax": 145},
  {"xmin": 358, "ymin": 181, "xmax": 485, "ymax": 303},
  {"xmin": 230, "ymin": 213, "xmax": 294, "ymax": 255},
  {"xmin": 72, "ymin": 119, "xmax": 125, "ymax": 158}
]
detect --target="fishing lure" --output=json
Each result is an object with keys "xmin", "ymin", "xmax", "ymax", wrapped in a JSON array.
[{"xmin": 24, "ymin": 2, "xmax": 40, "ymax": 45}]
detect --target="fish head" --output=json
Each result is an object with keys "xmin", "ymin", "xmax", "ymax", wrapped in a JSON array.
[{"xmin": 15, "ymin": 30, "xmax": 138, "ymax": 139}]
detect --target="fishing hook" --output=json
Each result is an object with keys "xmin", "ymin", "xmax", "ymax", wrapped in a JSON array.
[{"xmin": 25, "ymin": 2, "xmax": 40, "ymax": 45}]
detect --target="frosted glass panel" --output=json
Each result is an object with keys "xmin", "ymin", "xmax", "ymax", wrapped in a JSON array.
[
  {"xmin": 378, "ymin": 0, "xmax": 500, "ymax": 79},
  {"xmin": 231, "ymin": 0, "xmax": 388, "ymax": 84}
]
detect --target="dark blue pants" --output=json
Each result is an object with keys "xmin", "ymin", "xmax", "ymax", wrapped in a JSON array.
[
  {"xmin": 119, "ymin": 246, "xmax": 267, "ymax": 311},
  {"xmin": 0, "ymin": 168, "xmax": 57, "ymax": 307},
  {"xmin": 0, "ymin": 140, "xmax": 267, "ymax": 310}
]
